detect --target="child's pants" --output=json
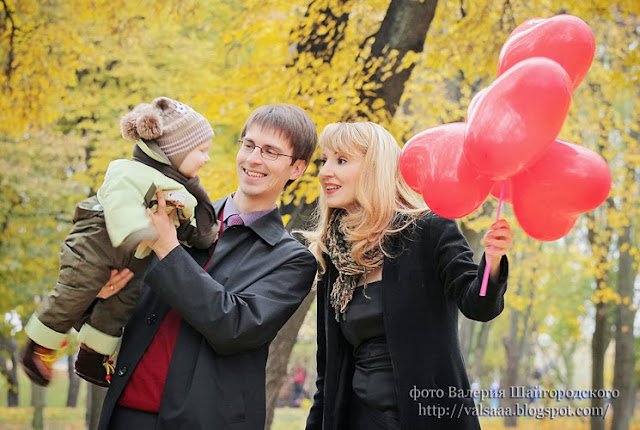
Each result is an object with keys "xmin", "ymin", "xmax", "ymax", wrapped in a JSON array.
[{"xmin": 25, "ymin": 196, "xmax": 151, "ymax": 355}]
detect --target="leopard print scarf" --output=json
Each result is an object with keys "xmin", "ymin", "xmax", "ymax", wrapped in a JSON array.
[{"xmin": 327, "ymin": 209, "xmax": 384, "ymax": 321}]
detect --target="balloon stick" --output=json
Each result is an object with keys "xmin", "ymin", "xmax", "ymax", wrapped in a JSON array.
[{"xmin": 480, "ymin": 181, "xmax": 505, "ymax": 296}]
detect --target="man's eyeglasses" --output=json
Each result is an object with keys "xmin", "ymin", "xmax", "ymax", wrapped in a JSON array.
[{"xmin": 237, "ymin": 139, "xmax": 296, "ymax": 161}]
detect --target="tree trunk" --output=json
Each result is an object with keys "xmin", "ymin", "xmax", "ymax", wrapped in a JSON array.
[
  {"xmin": 7, "ymin": 353, "xmax": 18, "ymax": 407},
  {"xmin": 502, "ymin": 287, "xmax": 534, "ymax": 427},
  {"xmin": 86, "ymin": 384, "xmax": 107, "ymax": 430},
  {"xmin": 587, "ymin": 209, "xmax": 613, "ymax": 430},
  {"xmin": 611, "ymin": 222, "xmax": 636, "ymax": 430},
  {"xmin": 470, "ymin": 321, "xmax": 491, "ymax": 382},
  {"xmin": 265, "ymin": 290, "xmax": 316, "ymax": 429},
  {"xmin": 459, "ymin": 318, "xmax": 474, "ymax": 365},
  {"xmin": 66, "ymin": 352, "xmax": 81, "ymax": 407},
  {"xmin": 552, "ymin": 339, "xmax": 576, "ymax": 389},
  {"xmin": 0, "ymin": 335, "xmax": 19, "ymax": 406},
  {"xmin": 350, "ymin": 0, "xmax": 438, "ymax": 122},
  {"xmin": 289, "ymin": 0, "xmax": 353, "ymax": 68},
  {"xmin": 591, "ymin": 300, "xmax": 609, "ymax": 430},
  {"xmin": 502, "ymin": 309, "xmax": 520, "ymax": 428},
  {"xmin": 31, "ymin": 382, "xmax": 45, "ymax": 430},
  {"xmin": 269, "ymin": 1, "xmax": 440, "ymax": 427}
]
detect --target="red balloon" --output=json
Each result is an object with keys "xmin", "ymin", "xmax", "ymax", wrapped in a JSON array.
[
  {"xmin": 498, "ymin": 15, "xmax": 596, "ymax": 91},
  {"xmin": 399, "ymin": 140, "xmax": 424, "ymax": 194},
  {"xmin": 507, "ymin": 17, "xmax": 546, "ymax": 36},
  {"xmin": 511, "ymin": 139, "xmax": 611, "ymax": 241},
  {"xmin": 465, "ymin": 57, "xmax": 572, "ymax": 180},
  {"xmin": 466, "ymin": 87, "xmax": 488, "ymax": 122},
  {"xmin": 516, "ymin": 210, "xmax": 578, "ymax": 242},
  {"xmin": 400, "ymin": 123, "xmax": 494, "ymax": 219}
]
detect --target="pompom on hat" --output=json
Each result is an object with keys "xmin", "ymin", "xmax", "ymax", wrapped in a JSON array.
[{"xmin": 121, "ymin": 97, "xmax": 214, "ymax": 168}]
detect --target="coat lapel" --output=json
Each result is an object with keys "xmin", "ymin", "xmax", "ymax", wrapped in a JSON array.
[{"xmin": 206, "ymin": 196, "xmax": 287, "ymax": 294}]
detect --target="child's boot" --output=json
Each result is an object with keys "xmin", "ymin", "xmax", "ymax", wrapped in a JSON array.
[
  {"xmin": 19, "ymin": 339, "xmax": 55, "ymax": 386},
  {"xmin": 74, "ymin": 343, "xmax": 113, "ymax": 387}
]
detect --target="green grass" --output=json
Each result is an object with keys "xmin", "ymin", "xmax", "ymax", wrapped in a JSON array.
[
  {"xmin": 0, "ymin": 405, "xmax": 310, "ymax": 430},
  {"xmin": 0, "ymin": 408, "xmax": 85, "ymax": 430},
  {"xmin": 3, "ymin": 374, "xmax": 640, "ymax": 430},
  {"xmin": 0, "ymin": 367, "xmax": 88, "ymax": 429},
  {"xmin": 270, "ymin": 407, "xmax": 640, "ymax": 430},
  {"xmin": 0, "ymin": 366, "xmax": 309, "ymax": 429},
  {"xmin": 272, "ymin": 405, "xmax": 311, "ymax": 430},
  {"xmin": 2, "ymin": 406, "xmax": 640, "ymax": 430},
  {"xmin": 0, "ymin": 368, "xmax": 88, "ymax": 408},
  {"xmin": 0, "ymin": 406, "xmax": 308, "ymax": 430}
]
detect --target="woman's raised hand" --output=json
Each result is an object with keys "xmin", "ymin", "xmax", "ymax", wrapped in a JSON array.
[{"xmin": 96, "ymin": 269, "xmax": 134, "ymax": 299}]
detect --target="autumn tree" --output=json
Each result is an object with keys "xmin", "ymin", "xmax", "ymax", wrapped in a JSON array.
[
  {"xmin": 0, "ymin": 133, "xmax": 86, "ymax": 409},
  {"xmin": 561, "ymin": 5, "xmax": 639, "ymax": 429},
  {"xmin": 0, "ymin": 2, "xmax": 637, "ymax": 430}
]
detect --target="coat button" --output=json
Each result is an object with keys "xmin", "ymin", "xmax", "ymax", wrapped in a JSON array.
[
  {"xmin": 117, "ymin": 366, "xmax": 127, "ymax": 376},
  {"xmin": 147, "ymin": 314, "xmax": 157, "ymax": 324}
]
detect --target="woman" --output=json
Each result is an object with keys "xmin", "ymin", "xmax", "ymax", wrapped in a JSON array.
[{"xmin": 304, "ymin": 122, "xmax": 513, "ymax": 430}]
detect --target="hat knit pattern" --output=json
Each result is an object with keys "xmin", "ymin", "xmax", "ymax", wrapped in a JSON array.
[{"xmin": 121, "ymin": 97, "xmax": 214, "ymax": 168}]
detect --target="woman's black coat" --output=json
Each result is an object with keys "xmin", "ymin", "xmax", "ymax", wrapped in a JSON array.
[{"xmin": 306, "ymin": 213, "xmax": 508, "ymax": 430}]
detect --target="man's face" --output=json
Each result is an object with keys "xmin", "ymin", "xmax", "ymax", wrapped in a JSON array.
[{"xmin": 235, "ymin": 126, "xmax": 306, "ymax": 210}]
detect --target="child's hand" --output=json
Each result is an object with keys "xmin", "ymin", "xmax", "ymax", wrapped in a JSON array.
[
  {"xmin": 144, "ymin": 190, "xmax": 180, "ymax": 260},
  {"xmin": 97, "ymin": 269, "xmax": 134, "ymax": 299}
]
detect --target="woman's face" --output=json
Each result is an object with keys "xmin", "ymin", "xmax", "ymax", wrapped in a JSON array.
[{"xmin": 319, "ymin": 148, "xmax": 363, "ymax": 212}]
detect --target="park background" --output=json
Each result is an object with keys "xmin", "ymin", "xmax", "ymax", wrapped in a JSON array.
[{"xmin": 0, "ymin": 0, "xmax": 638, "ymax": 429}]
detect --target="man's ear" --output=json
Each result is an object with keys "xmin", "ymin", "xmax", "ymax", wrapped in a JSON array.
[{"xmin": 288, "ymin": 159, "xmax": 307, "ymax": 181}]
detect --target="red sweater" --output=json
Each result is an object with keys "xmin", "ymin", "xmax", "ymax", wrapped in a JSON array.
[
  {"xmin": 117, "ymin": 216, "xmax": 222, "ymax": 412},
  {"xmin": 116, "ymin": 307, "xmax": 182, "ymax": 412}
]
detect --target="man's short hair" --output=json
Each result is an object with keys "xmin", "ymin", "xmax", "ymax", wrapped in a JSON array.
[{"xmin": 240, "ymin": 104, "xmax": 317, "ymax": 165}]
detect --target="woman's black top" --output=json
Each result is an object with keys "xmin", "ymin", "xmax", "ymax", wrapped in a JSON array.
[{"xmin": 339, "ymin": 281, "xmax": 398, "ymax": 413}]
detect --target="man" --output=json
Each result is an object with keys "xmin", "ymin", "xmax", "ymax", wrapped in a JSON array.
[{"xmin": 98, "ymin": 104, "xmax": 318, "ymax": 429}]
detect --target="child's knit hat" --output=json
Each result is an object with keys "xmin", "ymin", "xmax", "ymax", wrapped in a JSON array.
[{"xmin": 121, "ymin": 97, "xmax": 214, "ymax": 168}]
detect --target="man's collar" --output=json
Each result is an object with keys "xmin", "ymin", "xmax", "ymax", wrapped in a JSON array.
[{"xmin": 213, "ymin": 196, "xmax": 284, "ymax": 246}]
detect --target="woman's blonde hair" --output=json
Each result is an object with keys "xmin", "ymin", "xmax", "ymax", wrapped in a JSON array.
[{"xmin": 304, "ymin": 122, "xmax": 428, "ymax": 274}]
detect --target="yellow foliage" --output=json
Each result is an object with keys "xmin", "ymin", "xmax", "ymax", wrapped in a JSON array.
[{"xmin": 0, "ymin": 0, "xmax": 637, "ymax": 386}]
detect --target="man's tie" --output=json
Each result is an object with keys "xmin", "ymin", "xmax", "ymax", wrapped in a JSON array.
[{"xmin": 227, "ymin": 214, "xmax": 244, "ymax": 227}]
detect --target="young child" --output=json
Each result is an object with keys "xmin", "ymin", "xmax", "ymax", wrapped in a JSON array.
[{"xmin": 20, "ymin": 97, "xmax": 220, "ymax": 387}]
